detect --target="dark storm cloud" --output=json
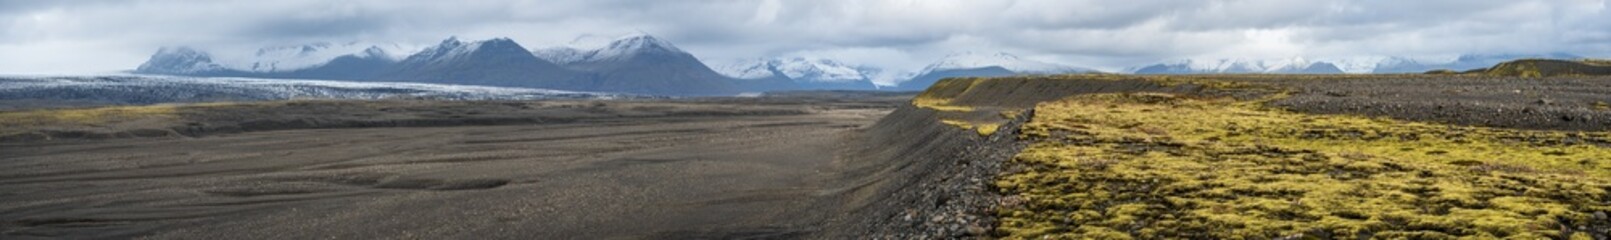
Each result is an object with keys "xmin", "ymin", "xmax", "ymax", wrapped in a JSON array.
[{"xmin": 0, "ymin": 0, "xmax": 1608, "ymax": 74}]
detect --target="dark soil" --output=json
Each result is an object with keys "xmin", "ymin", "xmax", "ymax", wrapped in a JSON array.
[
  {"xmin": 1253, "ymin": 76, "xmax": 1611, "ymax": 131},
  {"xmin": 0, "ymin": 95, "xmax": 911, "ymax": 239}
]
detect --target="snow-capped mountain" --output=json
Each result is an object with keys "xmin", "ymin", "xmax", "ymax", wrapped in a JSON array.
[
  {"xmin": 716, "ymin": 57, "xmax": 880, "ymax": 90},
  {"xmin": 531, "ymin": 47, "xmax": 586, "ymax": 65},
  {"xmin": 920, "ymin": 52, "xmax": 1093, "ymax": 74},
  {"xmin": 221, "ymin": 42, "xmax": 413, "ymax": 72},
  {"xmin": 1130, "ymin": 53, "xmax": 1587, "ymax": 74},
  {"xmin": 532, "ymin": 34, "xmax": 687, "ymax": 68},
  {"xmin": 1371, "ymin": 53, "xmax": 1583, "ymax": 73},
  {"xmin": 135, "ymin": 34, "xmax": 785, "ymax": 96},
  {"xmin": 135, "ymin": 42, "xmax": 412, "ymax": 74},
  {"xmin": 380, "ymin": 37, "xmax": 581, "ymax": 88},
  {"xmin": 533, "ymin": 33, "xmax": 777, "ymax": 95},
  {"xmin": 393, "ymin": 37, "xmax": 528, "ymax": 68},
  {"xmin": 1319, "ymin": 56, "xmax": 1401, "ymax": 74},
  {"xmin": 717, "ymin": 58, "xmax": 876, "ymax": 82},
  {"xmin": 893, "ymin": 52, "xmax": 1095, "ymax": 90},
  {"xmin": 136, "ymin": 47, "xmax": 226, "ymax": 74},
  {"xmin": 0, "ymin": 75, "xmax": 613, "ymax": 109},
  {"xmin": 1130, "ymin": 58, "xmax": 1344, "ymax": 74}
]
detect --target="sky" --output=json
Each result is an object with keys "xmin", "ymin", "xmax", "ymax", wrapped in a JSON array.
[{"xmin": 2, "ymin": 0, "xmax": 1609, "ymax": 77}]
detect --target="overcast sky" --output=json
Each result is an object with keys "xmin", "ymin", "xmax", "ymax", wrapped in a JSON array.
[{"xmin": 2, "ymin": 0, "xmax": 1609, "ymax": 75}]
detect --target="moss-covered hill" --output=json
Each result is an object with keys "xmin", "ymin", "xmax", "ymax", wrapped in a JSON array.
[
  {"xmin": 1486, "ymin": 59, "xmax": 1611, "ymax": 77},
  {"xmin": 911, "ymin": 75, "xmax": 1611, "ymax": 239}
]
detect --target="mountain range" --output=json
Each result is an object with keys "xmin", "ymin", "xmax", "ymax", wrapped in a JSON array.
[
  {"xmin": 893, "ymin": 52, "xmax": 1098, "ymax": 91},
  {"xmin": 0, "ymin": 75, "xmax": 614, "ymax": 110},
  {"xmin": 135, "ymin": 34, "xmax": 1592, "ymax": 95},
  {"xmin": 134, "ymin": 34, "xmax": 1104, "ymax": 95},
  {"xmin": 1128, "ymin": 53, "xmax": 1584, "ymax": 74},
  {"xmin": 715, "ymin": 57, "xmax": 880, "ymax": 90},
  {"xmin": 137, "ymin": 34, "xmax": 794, "ymax": 96}
]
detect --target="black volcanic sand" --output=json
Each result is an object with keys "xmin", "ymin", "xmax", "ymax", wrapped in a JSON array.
[
  {"xmin": 1248, "ymin": 75, "xmax": 1611, "ymax": 131},
  {"xmin": 0, "ymin": 95, "xmax": 907, "ymax": 239}
]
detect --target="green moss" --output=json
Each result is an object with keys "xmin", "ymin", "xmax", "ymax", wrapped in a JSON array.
[
  {"xmin": 995, "ymin": 93, "xmax": 1611, "ymax": 239},
  {"xmin": 911, "ymin": 77, "xmax": 981, "ymax": 112},
  {"xmin": 0, "ymin": 105, "xmax": 181, "ymax": 126},
  {"xmin": 940, "ymin": 119, "xmax": 1000, "ymax": 137}
]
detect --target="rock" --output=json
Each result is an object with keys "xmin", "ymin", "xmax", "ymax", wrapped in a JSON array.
[
  {"xmin": 965, "ymin": 224, "xmax": 990, "ymax": 236},
  {"xmin": 1000, "ymin": 195, "xmax": 1025, "ymax": 208}
]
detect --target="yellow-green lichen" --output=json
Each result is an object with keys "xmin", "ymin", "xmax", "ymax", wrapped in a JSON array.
[
  {"xmin": 941, "ymin": 119, "xmax": 999, "ymax": 137},
  {"xmin": 994, "ymin": 93, "xmax": 1611, "ymax": 239}
]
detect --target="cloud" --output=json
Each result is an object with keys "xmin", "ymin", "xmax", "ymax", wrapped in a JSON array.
[{"xmin": 0, "ymin": 0, "xmax": 1608, "ymax": 74}]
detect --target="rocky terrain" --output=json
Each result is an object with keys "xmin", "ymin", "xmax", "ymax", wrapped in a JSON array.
[
  {"xmin": 9, "ymin": 68, "xmax": 1611, "ymax": 239},
  {"xmin": 904, "ymin": 73, "xmax": 1611, "ymax": 239}
]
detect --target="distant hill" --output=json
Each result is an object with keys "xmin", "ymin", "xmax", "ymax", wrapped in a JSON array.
[
  {"xmin": 1130, "ymin": 58, "xmax": 1345, "ymax": 74},
  {"xmin": 1369, "ymin": 53, "xmax": 1580, "ymax": 73},
  {"xmin": 1486, "ymin": 59, "xmax": 1611, "ymax": 77},
  {"xmin": 893, "ymin": 52, "xmax": 1096, "ymax": 91},
  {"xmin": 1127, "ymin": 53, "xmax": 1587, "ymax": 75},
  {"xmin": 896, "ymin": 67, "xmax": 1018, "ymax": 91}
]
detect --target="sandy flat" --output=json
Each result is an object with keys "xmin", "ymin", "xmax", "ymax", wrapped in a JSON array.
[{"xmin": 0, "ymin": 99, "xmax": 893, "ymax": 239}]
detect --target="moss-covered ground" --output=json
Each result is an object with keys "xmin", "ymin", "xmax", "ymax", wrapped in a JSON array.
[
  {"xmin": 994, "ymin": 93, "xmax": 1611, "ymax": 239},
  {"xmin": 0, "ymin": 105, "xmax": 184, "ymax": 136}
]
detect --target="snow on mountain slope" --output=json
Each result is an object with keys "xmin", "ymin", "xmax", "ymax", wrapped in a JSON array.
[
  {"xmin": 532, "ymin": 47, "xmax": 587, "ymax": 65},
  {"xmin": 209, "ymin": 42, "xmax": 414, "ymax": 72},
  {"xmin": 1133, "ymin": 57, "xmax": 1349, "ymax": 74},
  {"xmin": 1131, "ymin": 53, "xmax": 1589, "ymax": 74},
  {"xmin": 396, "ymin": 37, "xmax": 497, "ymax": 66},
  {"xmin": 921, "ymin": 52, "xmax": 1091, "ymax": 74},
  {"xmin": 534, "ymin": 33, "xmax": 686, "ymax": 65},
  {"xmin": 715, "ymin": 57, "xmax": 874, "ymax": 82},
  {"xmin": 137, "ymin": 42, "xmax": 414, "ymax": 74},
  {"xmin": 1326, "ymin": 56, "xmax": 1401, "ymax": 74},
  {"xmin": 714, "ymin": 59, "xmax": 777, "ymax": 79},
  {"xmin": 1180, "ymin": 58, "xmax": 1314, "ymax": 73},
  {"xmin": 586, "ymin": 34, "xmax": 682, "ymax": 62},
  {"xmin": 136, "ymin": 47, "xmax": 227, "ymax": 74}
]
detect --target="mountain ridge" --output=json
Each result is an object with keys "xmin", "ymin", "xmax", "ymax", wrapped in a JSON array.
[
  {"xmin": 137, "ymin": 34, "xmax": 772, "ymax": 96},
  {"xmin": 716, "ymin": 57, "xmax": 880, "ymax": 90},
  {"xmin": 135, "ymin": 35, "xmax": 1598, "ymax": 95},
  {"xmin": 893, "ymin": 52, "xmax": 1096, "ymax": 90},
  {"xmin": 1129, "ymin": 53, "xmax": 1586, "ymax": 74}
]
